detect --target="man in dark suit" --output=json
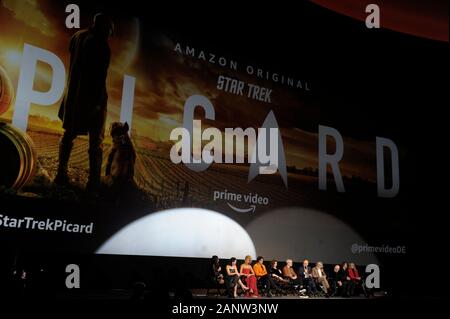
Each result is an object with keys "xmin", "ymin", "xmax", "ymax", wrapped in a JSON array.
[
  {"xmin": 55, "ymin": 13, "xmax": 113, "ymax": 194},
  {"xmin": 298, "ymin": 259, "xmax": 318, "ymax": 296}
]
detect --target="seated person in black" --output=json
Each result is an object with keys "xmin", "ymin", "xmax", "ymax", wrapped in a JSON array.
[
  {"xmin": 329, "ymin": 264, "xmax": 344, "ymax": 296},
  {"xmin": 269, "ymin": 260, "xmax": 292, "ymax": 293},
  {"xmin": 225, "ymin": 257, "xmax": 249, "ymax": 298},
  {"xmin": 211, "ymin": 255, "xmax": 225, "ymax": 285},
  {"xmin": 269, "ymin": 260, "xmax": 288, "ymax": 284},
  {"xmin": 339, "ymin": 262, "xmax": 351, "ymax": 297}
]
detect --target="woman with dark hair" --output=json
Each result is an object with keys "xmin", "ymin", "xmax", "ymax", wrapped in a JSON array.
[
  {"xmin": 211, "ymin": 255, "xmax": 224, "ymax": 285},
  {"xmin": 340, "ymin": 262, "xmax": 351, "ymax": 297},
  {"xmin": 269, "ymin": 260, "xmax": 291, "ymax": 294},
  {"xmin": 253, "ymin": 256, "xmax": 280, "ymax": 297},
  {"xmin": 270, "ymin": 260, "xmax": 289, "ymax": 282},
  {"xmin": 225, "ymin": 257, "xmax": 248, "ymax": 298}
]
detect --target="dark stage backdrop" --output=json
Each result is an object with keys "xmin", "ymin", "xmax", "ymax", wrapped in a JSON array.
[{"xmin": 0, "ymin": 0, "xmax": 448, "ymax": 298}]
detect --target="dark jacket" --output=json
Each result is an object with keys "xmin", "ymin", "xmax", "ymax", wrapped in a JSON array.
[
  {"xmin": 298, "ymin": 265, "xmax": 312, "ymax": 279},
  {"xmin": 337, "ymin": 269, "xmax": 348, "ymax": 282},
  {"xmin": 329, "ymin": 270, "xmax": 341, "ymax": 282},
  {"xmin": 58, "ymin": 28, "xmax": 110, "ymax": 135}
]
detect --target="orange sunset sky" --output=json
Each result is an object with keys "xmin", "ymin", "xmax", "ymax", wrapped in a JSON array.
[{"xmin": 0, "ymin": 0, "xmax": 378, "ymax": 181}]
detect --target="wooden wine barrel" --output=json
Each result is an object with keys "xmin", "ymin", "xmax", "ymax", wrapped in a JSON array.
[
  {"xmin": 0, "ymin": 122, "xmax": 37, "ymax": 190},
  {"xmin": 0, "ymin": 65, "xmax": 14, "ymax": 115}
]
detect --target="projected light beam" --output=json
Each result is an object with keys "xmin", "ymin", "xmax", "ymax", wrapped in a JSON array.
[{"xmin": 96, "ymin": 208, "xmax": 257, "ymax": 259}]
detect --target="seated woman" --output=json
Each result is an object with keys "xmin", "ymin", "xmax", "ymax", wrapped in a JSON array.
[
  {"xmin": 269, "ymin": 260, "xmax": 288, "ymax": 283},
  {"xmin": 211, "ymin": 255, "xmax": 225, "ymax": 285},
  {"xmin": 240, "ymin": 255, "xmax": 259, "ymax": 298},
  {"xmin": 340, "ymin": 262, "xmax": 351, "ymax": 297},
  {"xmin": 347, "ymin": 262, "xmax": 363, "ymax": 296},
  {"xmin": 269, "ymin": 260, "xmax": 291, "ymax": 294},
  {"xmin": 225, "ymin": 257, "xmax": 249, "ymax": 298}
]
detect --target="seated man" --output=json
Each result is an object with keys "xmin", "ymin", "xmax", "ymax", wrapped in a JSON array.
[
  {"xmin": 253, "ymin": 256, "xmax": 281, "ymax": 297},
  {"xmin": 298, "ymin": 259, "xmax": 318, "ymax": 296},
  {"xmin": 328, "ymin": 264, "xmax": 344, "ymax": 296},
  {"xmin": 282, "ymin": 259, "xmax": 307, "ymax": 296},
  {"xmin": 312, "ymin": 261, "xmax": 330, "ymax": 296}
]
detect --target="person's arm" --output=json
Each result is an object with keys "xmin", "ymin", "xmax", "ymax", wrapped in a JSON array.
[
  {"xmin": 253, "ymin": 264, "xmax": 263, "ymax": 277},
  {"xmin": 291, "ymin": 268, "xmax": 297, "ymax": 279},
  {"xmin": 85, "ymin": 38, "xmax": 111, "ymax": 108},
  {"xmin": 337, "ymin": 271, "xmax": 344, "ymax": 284},
  {"xmin": 282, "ymin": 266, "xmax": 290, "ymax": 278},
  {"xmin": 239, "ymin": 264, "xmax": 246, "ymax": 276},
  {"xmin": 226, "ymin": 265, "xmax": 232, "ymax": 276},
  {"xmin": 345, "ymin": 270, "xmax": 351, "ymax": 281},
  {"xmin": 348, "ymin": 269, "xmax": 357, "ymax": 280},
  {"xmin": 271, "ymin": 271, "xmax": 281, "ymax": 280},
  {"xmin": 253, "ymin": 264, "xmax": 259, "ymax": 277}
]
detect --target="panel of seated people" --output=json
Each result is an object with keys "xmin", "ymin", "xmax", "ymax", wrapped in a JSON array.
[{"xmin": 209, "ymin": 255, "xmax": 371, "ymax": 298}]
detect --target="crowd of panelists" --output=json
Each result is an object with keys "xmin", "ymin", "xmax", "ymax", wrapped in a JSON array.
[{"xmin": 210, "ymin": 255, "xmax": 370, "ymax": 298}]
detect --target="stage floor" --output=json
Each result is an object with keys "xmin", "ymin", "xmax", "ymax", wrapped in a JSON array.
[
  {"xmin": 2, "ymin": 288, "xmax": 384, "ymax": 301},
  {"xmin": 190, "ymin": 288, "xmax": 379, "ymax": 300}
]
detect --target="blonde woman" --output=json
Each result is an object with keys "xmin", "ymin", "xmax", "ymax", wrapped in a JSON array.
[{"xmin": 240, "ymin": 255, "xmax": 259, "ymax": 297}]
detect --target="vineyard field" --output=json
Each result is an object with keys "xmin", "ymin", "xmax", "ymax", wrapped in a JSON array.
[{"xmin": 27, "ymin": 130, "xmax": 322, "ymax": 211}]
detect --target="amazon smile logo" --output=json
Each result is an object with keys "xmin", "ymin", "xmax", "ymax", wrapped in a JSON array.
[{"xmin": 213, "ymin": 189, "xmax": 269, "ymax": 213}]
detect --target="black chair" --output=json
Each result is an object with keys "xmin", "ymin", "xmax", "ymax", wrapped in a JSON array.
[
  {"xmin": 282, "ymin": 277, "xmax": 305, "ymax": 296},
  {"xmin": 313, "ymin": 277, "xmax": 326, "ymax": 296},
  {"xmin": 348, "ymin": 266, "xmax": 371, "ymax": 298},
  {"xmin": 205, "ymin": 263, "xmax": 225, "ymax": 296},
  {"xmin": 206, "ymin": 282, "xmax": 223, "ymax": 296},
  {"xmin": 256, "ymin": 277, "xmax": 269, "ymax": 296}
]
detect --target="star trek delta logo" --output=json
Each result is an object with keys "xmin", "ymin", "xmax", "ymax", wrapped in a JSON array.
[{"xmin": 169, "ymin": 95, "xmax": 288, "ymax": 188}]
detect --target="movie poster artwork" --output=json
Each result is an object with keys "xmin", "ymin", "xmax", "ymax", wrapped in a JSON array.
[{"xmin": 0, "ymin": 1, "xmax": 405, "ymax": 264}]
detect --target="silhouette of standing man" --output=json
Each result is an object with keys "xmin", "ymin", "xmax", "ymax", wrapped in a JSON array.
[{"xmin": 55, "ymin": 13, "xmax": 114, "ymax": 195}]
